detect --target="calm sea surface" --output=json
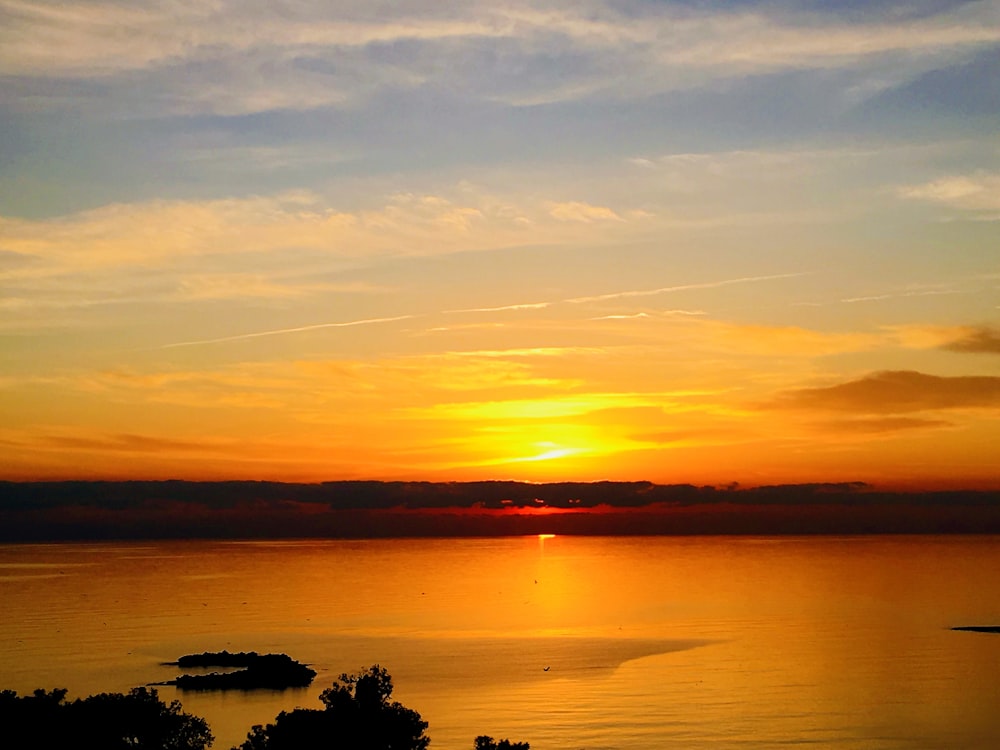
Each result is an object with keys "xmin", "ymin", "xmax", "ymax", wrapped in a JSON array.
[{"xmin": 2, "ymin": 536, "xmax": 1000, "ymax": 749}]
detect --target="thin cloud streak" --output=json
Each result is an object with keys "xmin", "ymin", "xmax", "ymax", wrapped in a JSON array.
[
  {"xmin": 155, "ymin": 315, "xmax": 416, "ymax": 350},
  {"xmin": 592, "ymin": 313, "xmax": 650, "ymax": 320},
  {"xmin": 840, "ymin": 289, "xmax": 961, "ymax": 303},
  {"xmin": 450, "ymin": 272, "xmax": 808, "ymax": 314},
  {"xmin": 566, "ymin": 272, "xmax": 809, "ymax": 304},
  {"xmin": 445, "ymin": 302, "xmax": 552, "ymax": 314},
  {"xmin": 155, "ymin": 272, "xmax": 806, "ymax": 348}
]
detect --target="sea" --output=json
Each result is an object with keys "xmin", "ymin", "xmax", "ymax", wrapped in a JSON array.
[{"xmin": 2, "ymin": 535, "xmax": 999, "ymax": 750}]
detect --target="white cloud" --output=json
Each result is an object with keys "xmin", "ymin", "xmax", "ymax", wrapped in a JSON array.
[
  {"xmin": 0, "ymin": 187, "xmax": 656, "ymax": 282},
  {"xmin": 0, "ymin": 187, "xmax": 654, "ymax": 325},
  {"xmin": 900, "ymin": 173, "xmax": 1000, "ymax": 218}
]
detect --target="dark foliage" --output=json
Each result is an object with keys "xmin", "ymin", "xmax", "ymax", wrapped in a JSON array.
[
  {"xmin": 234, "ymin": 665, "xmax": 428, "ymax": 750},
  {"xmin": 2, "ymin": 671, "xmax": 533, "ymax": 750},
  {"xmin": 0, "ymin": 686, "xmax": 212, "ymax": 750},
  {"xmin": 474, "ymin": 736, "xmax": 531, "ymax": 750}
]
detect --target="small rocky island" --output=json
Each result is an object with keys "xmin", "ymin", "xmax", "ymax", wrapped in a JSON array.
[{"xmin": 160, "ymin": 651, "xmax": 316, "ymax": 690}]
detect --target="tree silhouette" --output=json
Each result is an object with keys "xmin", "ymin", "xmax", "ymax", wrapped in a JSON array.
[
  {"xmin": 0, "ymin": 686, "xmax": 212, "ymax": 750},
  {"xmin": 474, "ymin": 736, "xmax": 530, "ymax": 750},
  {"xmin": 3, "ymin": 669, "xmax": 533, "ymax": 750},
  {"xmin": 235, "ymin": 665, "xmax": 429, "ymax": 750}
]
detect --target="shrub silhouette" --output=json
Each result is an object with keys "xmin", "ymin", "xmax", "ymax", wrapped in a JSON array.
[
  {"xmin": 0, "ymin": 686, "xmax": 212, "ymax": 750},
  {"xmin": 235, "ymin": 665, "xmax": 429, "ymax": 750},
  {"xmin": 2, "ymin": 669, "xmax": 531, "ymax": 750},
  {"xmin": 474, "ymin": 736, "xmax": 530, "ymax": 750}
]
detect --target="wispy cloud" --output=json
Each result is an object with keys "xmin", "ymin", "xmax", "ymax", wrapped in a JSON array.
[
  {"xmin": 704, "ymin": 322, "xmax": 887, "ymax": 358},
  {"xmin": 547, "ymin": 201, "xmax": 622, "ymax": 223},
  {"xmin": 175, "ymin": 275, "xmax": 389, "ymax": 302},
  {"xmin": 4, "ymin": 1, "xmax": 998, "ymax": 115},
  {"xmin": 840, "ymin": 289, "xmax": 961, "ymax": 303},
  {"xmin": 591, "ymin": 312, "xmax": 650, "ymax": 320},
  {"xmin": 444, "ymin": 347, "xmax": 605, "ymax": 358},
  {"xmin": 445, "ymin": 302, "xmax": 551, "ymax": 314},
  {"xmin": 662, "ymin": 309, "xmax": 708, "ymax": 317},
  {"xmin": 566, "ymin": 273, "xmax": 808, "ymax": 304},
  {"xmin": 156, "ymin": 315, "xmax": 416, "ymax": 350},
  {"xmin": 0, "ymin": 189, "xmax": 646, "ymax": 281},
  {"xmin": 591, "ymin": 309, "xmax": 709, "ymax": 320},
  {"xmin": 154, "ymin": 272, "xmax": 806, "ymax": 348},
  {"xmin": 0, "ymin": 187, "xmax": 656, "ymax": 329},
  {"xmin": 811, "ymin": 416, "xmax": 954, "ymax": 435},
  {"xmin": 444, "ymin": 273, "xmax": 802, "ymax": 316},
  {"xmin": 39, "ymin": 431, "xmax": 231, "ymax": 455}
]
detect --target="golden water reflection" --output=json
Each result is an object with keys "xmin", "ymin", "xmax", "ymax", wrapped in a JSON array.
[{"xmin": 2, "ymin": 536, "xmax": 1000, "ymax": 749}]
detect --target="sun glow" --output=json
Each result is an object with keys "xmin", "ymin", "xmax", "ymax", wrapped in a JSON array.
[{"xmin": 515, "ymin": 443, "xmax": 580, "ymax": 463}]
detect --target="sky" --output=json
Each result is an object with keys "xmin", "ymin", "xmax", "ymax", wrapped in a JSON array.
[{"xmin": 1, "ymin": 0, "xmax": 998, "ymax": 488}]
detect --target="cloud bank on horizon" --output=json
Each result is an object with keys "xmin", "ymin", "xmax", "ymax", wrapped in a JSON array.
[{"xmin": 1, "ymin": 0, "xmax": 998, "ymax": 488}]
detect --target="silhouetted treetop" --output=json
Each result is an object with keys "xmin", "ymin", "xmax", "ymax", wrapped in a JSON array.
[
  {"xmin": 320, "ymin": 665, "xmax": 396, "ymax": 711},
  {"xmin": 235, "ymin": 665, "xmax": 428, "ymax": 750},
  {"xmin": 2, "ymin": 678, "xmax": 535, "ymax": 750},
  {"xmin": 0, "ymin": 686, "xmax": 212, "ymax": 750}
]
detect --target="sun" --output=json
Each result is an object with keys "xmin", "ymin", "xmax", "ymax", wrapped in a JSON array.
[{"xmin": 439, "ymin": 417, "xmax": 644, "ymax": 481}]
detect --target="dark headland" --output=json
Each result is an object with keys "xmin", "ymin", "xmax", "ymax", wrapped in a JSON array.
[
  {"xmin": 2, "ymin": 480, "xmax": 1000, "ymax": 540},
  {"xmin": 952, "ymin": 626, "xmax": 1000, "ymax": 633}
]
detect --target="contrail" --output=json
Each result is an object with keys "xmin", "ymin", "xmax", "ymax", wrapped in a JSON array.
[
  {"xmin": 565, "ymin": 272, "xmax": 807, "ymax": 304},
  {"xmin": 444, "ymin": 301, "xmax": 552, "ymax": 314},
  {"xmin": 154, "ymin": 272, "xmax": 805, "ymax": 349},
  {"xmin": 156, "ymin": 315, "xmax": 416, "ymax": 349},
  {"xmin": 449, "ymin": 272, "xmax": 807, "ymax": 313},
  {"xmin": 840, "ymin": 289, "xmax": 959, "ymax": 303}
]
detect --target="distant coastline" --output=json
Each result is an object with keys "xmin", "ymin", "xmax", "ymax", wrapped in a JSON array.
[
  {"xmin": 2, "ymin": 480, "xmax": 1000, "ymax": 541},
  {"xmin": 952, "ymin": 626, "xmax": 1000, "ymax": 633}
]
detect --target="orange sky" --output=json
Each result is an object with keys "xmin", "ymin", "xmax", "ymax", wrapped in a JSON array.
[{"xmin": 1, "ymin": 2, "xmax": 998, "ymax": 489}]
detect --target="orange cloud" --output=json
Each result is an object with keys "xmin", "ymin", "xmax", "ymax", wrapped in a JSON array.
[
  {"xmin": 546, "ymin": 201, "xmax": 622, "ymax": 223},
  {"xmin": 40, "ymin": 432, "xmax": 231, "ymax": 454},
  {"xmin": 774, "ymin": 370, "xmax": 1000, "ymax": 414},
  {"xmin": 941, "ymin": 326, "xmax": 1000, "ymax": 354},
  {"xmin": 808, "ymin": 416, "xmax": 954, "ymax": 435}
]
